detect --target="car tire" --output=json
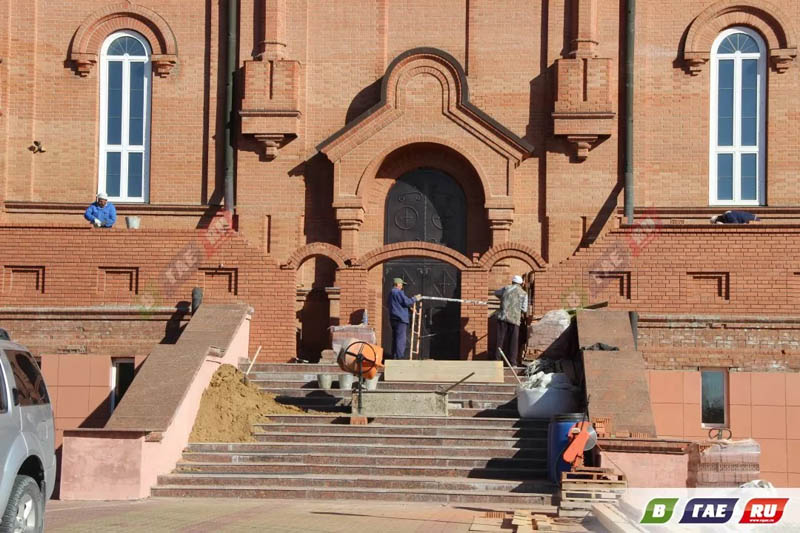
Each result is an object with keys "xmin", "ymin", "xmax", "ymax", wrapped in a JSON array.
[{"xmin": 0, "ymin": 475, "xmax": 43, "ymax": 533}]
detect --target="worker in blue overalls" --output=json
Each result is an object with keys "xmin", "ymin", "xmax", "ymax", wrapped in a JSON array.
[{"xmin": 387, "ymin": 277, "xmax": 421, "ymax": 360}]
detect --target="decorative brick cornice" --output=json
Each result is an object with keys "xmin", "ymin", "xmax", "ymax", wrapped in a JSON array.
[
  {"xmin": 683, "ymin": 0, "xmax": 797, "ymax": 75},
  {"xmin": 69, "ymin": 2, "xmax": 178, "ymax": 77}
]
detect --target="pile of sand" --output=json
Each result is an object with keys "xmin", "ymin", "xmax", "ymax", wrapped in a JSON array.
[{"xmin": 189, "ymin": 364, "xmax": 307, "ymax": 443}]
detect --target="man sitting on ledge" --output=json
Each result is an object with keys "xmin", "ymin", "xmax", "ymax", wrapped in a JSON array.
[
  {"xmin": 84, "ymin": 192, "xmax": 117, "ymax": 228},
  {"xmin": 710, "ymin": 210, "xmax": 759, "ymax": 224}
]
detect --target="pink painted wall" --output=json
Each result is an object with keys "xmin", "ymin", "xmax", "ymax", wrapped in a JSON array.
[
  {"xmin": 649, "ymin": 370, "xmax": 800, "ymax": 487},
  {"xmin": 42, "ymin": 354, "xmax": 146, "ymax": 450},
  {"xmin": 60, "ymin": 432, "xmax": 145, "ymax": 500}
]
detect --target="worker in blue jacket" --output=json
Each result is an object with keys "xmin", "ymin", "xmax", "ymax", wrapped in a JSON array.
[
  {"xmin": 387, "ymin": 278, "xmax": 421, "ymax": 360},
  {"xmin": 84, "ymin": 192, "xmax": 117, "ymax": 228}
]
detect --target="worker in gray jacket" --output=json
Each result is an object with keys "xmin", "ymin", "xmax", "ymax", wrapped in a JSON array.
[{"xmin": 494, "ymin": 275, "xmax": 528, "ymax": 366}]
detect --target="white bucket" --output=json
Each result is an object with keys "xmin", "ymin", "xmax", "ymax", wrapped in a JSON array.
[
  {"xmin": 126, "ymin": 216, "xmax": 141, "ymax": 229},
  {"xmin": 365, "ymin": 376, "xmax": 379, "ymax": 390},
  {"xmin": 338, "ymin": 374, "xmax": 354, "ymax": 389},
  {"xmin": 317, "ymin": 374, "xmax": 333, "ymax": 389}
]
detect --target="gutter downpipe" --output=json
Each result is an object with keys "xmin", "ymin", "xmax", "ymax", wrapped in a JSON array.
[
  {"xmin": 223, "ymin": 0, "xmax": 237, "ymax": 213},
  {"xmin": 624, "ymin": 0, "xmax": 635, "ymax": 224}
]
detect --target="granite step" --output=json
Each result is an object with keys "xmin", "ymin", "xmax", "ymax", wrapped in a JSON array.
[
  {"xmin": 270, "ymin": 395, "xmax": 517, "ymax": 412},
  {"xmin": 253, "ymin": 422, "xmax": 546, "ymax": 438},
  {"xmin": 188, "ymin": 442, "xmax": 545, "ymax": 459},
  {"xmin": 156, "ymin": 472, "xmax": 553, "ymax": 493},
  {"xmin": 250, "ymin": 379, "xmax": 518, "ymax": 394},
  {"xmin": 251, "ymin": 431, "xmax": 545, "ymax": 448},
  {"xmin": 173, "ymin": 461, "xmax": 545, "ymax": 479},
  {"xmin": 151, "ymin": 485, "xmax": 557, "ymax": 506},
  {"xmin": 180, "ymin": 451, "xmax": 546, "ymax": 470},
  {"xmin": 261, "ymin": 387, "xmax": 517, "ymax": 401},
  {"xmin": 260, "ymin": 414, "xmax": 546, "ymax": 427}
]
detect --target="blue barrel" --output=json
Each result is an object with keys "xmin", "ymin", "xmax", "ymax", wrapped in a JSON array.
[{"xmin": 547, "ymin": 413, "xmax": 585, "ymax": 483}]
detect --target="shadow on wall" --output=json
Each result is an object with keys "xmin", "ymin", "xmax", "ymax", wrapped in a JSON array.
[
  {"xmin": 346, "ymin": 78, "xmax": 383, "ymax": 125},
  {"xmin": 162, "ymin": 303, "xmax": 190, "ymax": 344}
]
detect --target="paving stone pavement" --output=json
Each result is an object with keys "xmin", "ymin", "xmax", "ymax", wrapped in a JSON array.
[{"xmin": 44, "ymin": 498, "xmax": 483, "ymax": 532}]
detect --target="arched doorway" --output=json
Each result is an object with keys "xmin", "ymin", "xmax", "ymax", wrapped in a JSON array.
[{"xmin": 382, "ymin": 169, "xmax": 466, "ymax": 359}]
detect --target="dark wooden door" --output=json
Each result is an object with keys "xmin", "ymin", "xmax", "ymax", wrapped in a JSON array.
[{"xmin": 382, "ymin": 169, "xmax": 465, "ymax": 359}]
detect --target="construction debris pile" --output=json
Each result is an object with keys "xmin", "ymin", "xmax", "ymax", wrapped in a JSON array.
[
  {"xmin": 189, "ymin": 364, "xmax": 307, "ymax": 443},
  {"xmin": 517, "ymin": 358, "xmax": 581, "ymax": 418}
]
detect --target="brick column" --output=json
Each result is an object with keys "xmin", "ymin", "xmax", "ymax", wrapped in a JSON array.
[
  {"xmin": 460, "ymin": 268, "xmax": 489, "ymax": 359},
  {"xmin": 570, "ymin": 0, "xmax": 598, "ymax": 58},
  {"xmin": 338, "ymin": 268, "xmax": 369, "ymax": 325},
  {"xmin": 257, "ymin": 0, "xmax": 287, "ymax": 59},
  {"xmin": 325, "ymin": 286, "xmax": 341, "ymax": 326}
]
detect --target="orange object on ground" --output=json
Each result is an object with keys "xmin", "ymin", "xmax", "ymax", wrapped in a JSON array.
[
  {"xmin": 337, "ymin": 340, "xmax": 384, "ymax": 379},
  {"xmin": 562, "ymin": 421, "xmax": 592, "ymax": 465}
]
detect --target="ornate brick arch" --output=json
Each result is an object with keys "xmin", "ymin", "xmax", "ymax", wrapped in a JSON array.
[
  {"xmin": 281, "ymin": 242, "xmax": 350, "ymax": 270},
  {"xmin": 683, "ymin": 0, "xmax": 797, "ymax": 74},
  {"xmin": 355, "ymin": 137, "xmax": 489, "ymax": 201},
  {"xmin": 358, "ymin": 242, "xmax": 473, "ymax": 271},
  {"xmin": 69, "ymin": 2, "xmax": 178, "ymax": 77},
  {"xmin": 478, "ymin": 242, "xmax": 547, "ymax": 271}
]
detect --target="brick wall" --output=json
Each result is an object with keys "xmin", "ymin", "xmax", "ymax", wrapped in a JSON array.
[
  {"xmin": 0, "ymin": 226, "xmax": 295, "ymax": 361},
  {"xmin": 536, "ymin": 225, "xmax": 800, "ymax": 316}
]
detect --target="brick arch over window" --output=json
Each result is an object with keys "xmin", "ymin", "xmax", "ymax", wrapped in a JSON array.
[
  {"xmin": 69, "ymin": 2, "xmax": 178, "ymax": 77},
  {"xmin": 358, "ymin": 242, "xmax": 473, "ymax": 271},
  {"xmin": 683, "ymin": 0, "xmax": 797, "ymax": 74},
  {"xmin": 281, "ymin": 242, "xmax": 350, "ymax": 270},
  {"xmin": 478, "ymin": 242, "xmax": 547, "ymax": 272}
]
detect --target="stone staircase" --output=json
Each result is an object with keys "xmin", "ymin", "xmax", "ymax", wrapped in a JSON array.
[{"xmin": 152, "ymin": 363, "xmax": 556, "ymax": 507}]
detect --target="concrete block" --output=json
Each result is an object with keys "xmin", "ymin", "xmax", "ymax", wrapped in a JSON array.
[{"xmin": 350, "ymin": 391, "xmax": 448, "ymax": 417}]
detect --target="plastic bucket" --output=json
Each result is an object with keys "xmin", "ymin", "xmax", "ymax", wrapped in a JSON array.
[
  {"xmin": 547, "ymin": 413, "xmax": 586, "ymax": 483},
  {"xmin": 338, "ymin": 374, "xmax": 354, "ymax": 390},
  {"xmin": 365, "ymin": 376, "xmax": 379, "ymax": 390},
  {"xmin": 126, "ymin": 216, "xmax": 141, "ymax": 229},
  {"xmin": 317, "ymin": 374, "xmax": 333, "ymax": 389}
]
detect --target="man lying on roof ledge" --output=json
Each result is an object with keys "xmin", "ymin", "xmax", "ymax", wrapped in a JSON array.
[{"xmin": 710, "ymin": 210, "xmax": 759, "ymax": 224}]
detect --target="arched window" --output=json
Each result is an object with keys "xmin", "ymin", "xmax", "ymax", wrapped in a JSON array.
[
  {"xmin": 709, "ymin": 27, "xmax": 766, "ymax": 205},
  {"xmin": 99, "ymin": 31, "xmax": 151, "ymax": 203}
]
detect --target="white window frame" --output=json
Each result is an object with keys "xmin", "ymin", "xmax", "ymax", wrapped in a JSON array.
[
  {"xmin": 708, "ymin": 26, "xmax": 766, "ymax": 206},
  {"xmin": 109, "ymin": 357, "xmax": 135, "ymax": 412},
  {"xmin": 98, "ymin": 31, "xmax": 152, "ymax": 204},
  {"xmin": 700, "ymin": 368, "xmax": 729, "ymax": 429}
]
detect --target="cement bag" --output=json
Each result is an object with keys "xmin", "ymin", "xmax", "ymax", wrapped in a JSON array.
[
  {"xmin": 516, "ymin": 385, "xmax": 578, "ymax": 418},
  {"xmin": 337, "ymin": 338, "xmax": 384, "ymax": 380}
]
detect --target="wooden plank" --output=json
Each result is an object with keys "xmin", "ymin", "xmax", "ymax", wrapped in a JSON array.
[
  {"xmin": 561, "ymin": 480, "xmax": 626, "ymax": 489},
  {"xmin": 384, "ymin": 360, "xmax": 504, "ymax": 383}
]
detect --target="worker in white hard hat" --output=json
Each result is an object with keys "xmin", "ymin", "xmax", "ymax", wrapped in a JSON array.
[
  {"xmin": 493, "ymin": 275, "xmax": 528, "ymax": 366},
  {"xmin": 84, "ymin": 192, "xmax": 117, "ymax": 228}
]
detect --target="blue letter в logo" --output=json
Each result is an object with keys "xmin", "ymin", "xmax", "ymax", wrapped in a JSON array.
[{"xmin": 679, "ymin": 498, "xmax": 738, "ymax": 524}]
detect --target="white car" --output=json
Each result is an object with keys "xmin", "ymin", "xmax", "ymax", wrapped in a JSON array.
[{"xmin": 0, "ymin": 340, "xmax": 56, "ymax": 533}]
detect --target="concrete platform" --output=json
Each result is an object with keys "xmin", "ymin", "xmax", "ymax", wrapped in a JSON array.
[{"xmin": 44, "ymin": 498, "xmax": 486, "ymax": 532}]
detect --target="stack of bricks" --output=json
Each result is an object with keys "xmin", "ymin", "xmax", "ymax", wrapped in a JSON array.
[{"xmin": 688, "ymin": 441, "xmax": 761, "ymax": 487}]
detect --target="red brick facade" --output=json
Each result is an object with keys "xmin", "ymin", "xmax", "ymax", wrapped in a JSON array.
[{"xmin": 0, "ymin": 4, "xmax": 798, "ymax": 366}]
